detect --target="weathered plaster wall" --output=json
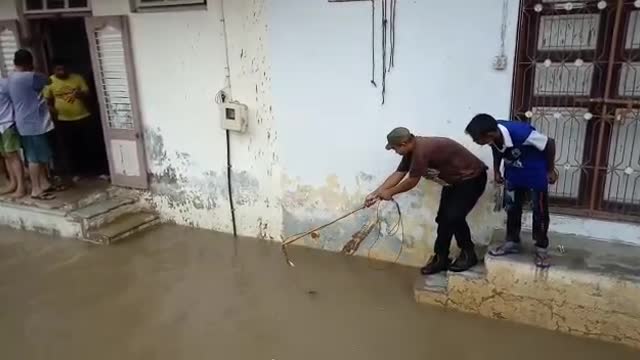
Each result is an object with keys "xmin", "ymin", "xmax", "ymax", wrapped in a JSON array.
[
  {"xmin": 270, "ymin": 0, "xmax": 518, "ymax": 265},
  {"xmin": 92, "ymin": 0, "xmax": 281, "ymax": 239},
  {"xmin": 0, "ymin": 0, "xmax": 18, "ymax": 20}
]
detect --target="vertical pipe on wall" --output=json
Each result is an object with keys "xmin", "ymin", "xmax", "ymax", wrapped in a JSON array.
[{"xmin": 219, "ymin": 0, "xmax": 237, "ymax": 237}]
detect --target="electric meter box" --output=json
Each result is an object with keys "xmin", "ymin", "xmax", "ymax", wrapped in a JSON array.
[{"xmin": 220, "ymin": 101, "xmax": 248, "ymax": 132}]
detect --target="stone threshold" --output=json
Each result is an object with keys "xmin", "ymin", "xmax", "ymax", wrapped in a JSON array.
[{"xmin": 414, "ymin": 229, "xmax": 640, "ymax": 349}]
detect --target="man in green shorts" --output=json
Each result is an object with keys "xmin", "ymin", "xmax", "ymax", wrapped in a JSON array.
[{"xmin": 0, "ymin": 77, "xmax": 25, "ymax": 198}]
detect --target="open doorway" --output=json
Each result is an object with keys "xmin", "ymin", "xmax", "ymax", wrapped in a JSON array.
[{"xmin": 30, "ymin": 17, "xmax": 109, "ymax": 185}]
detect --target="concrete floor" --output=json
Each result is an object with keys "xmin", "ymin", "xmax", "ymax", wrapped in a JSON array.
[{"xmin": 0, "ymin": 224, "xmax": 638, "ymax": 360}]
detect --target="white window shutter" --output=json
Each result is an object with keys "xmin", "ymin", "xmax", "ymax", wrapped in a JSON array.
[
  {"xmin": 0, "ymin": 22, "xmax": 20, "ymax": 77},
  {"xmin": 85, "ymin": 16, "xmax": 149, "ymax": 189}
]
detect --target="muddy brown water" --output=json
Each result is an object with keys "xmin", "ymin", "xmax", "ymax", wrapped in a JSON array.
[{"xmin": 0, "ymin": 225, "xmax": 638, "ymax": 360}]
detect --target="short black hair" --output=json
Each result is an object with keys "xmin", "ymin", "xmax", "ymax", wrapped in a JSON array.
[
  {"xmin": 52, "ymin": 57, "xmax": 69, "ymax": 67},
  {"xmin": 13, "ymin": 49, "xmax": 34, "ymax": 67},
  {"xmin": 466, "ymin": 113, "xmax": 499, "ymax": 140}
]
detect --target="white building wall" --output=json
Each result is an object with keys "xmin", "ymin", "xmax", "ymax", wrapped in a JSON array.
[
  {"xmin": 91, "ymin": 0, "xmax": 282, "ymax": 239},
  {"xmin": 270, "ymin": 0, "xmax": 519, "ymax": 265},
  {"xmin": 0, "ymin": 0, "xmax": 17, "ymax": 20}
]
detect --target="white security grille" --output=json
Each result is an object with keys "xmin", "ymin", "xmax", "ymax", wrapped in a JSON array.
[
  {"xmin": 92, "ymin": 25, "xmax": 134, "ymax": 130},
  {"xmin": 0, "ymin": 26, "xmax": 18, "ymax": 77}
]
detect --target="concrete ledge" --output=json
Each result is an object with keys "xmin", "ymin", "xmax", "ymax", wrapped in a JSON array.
[
  {"xmin": 0, "ymin": 201, "xmax": 83, "ymax": 238},
  {"xmin": 414, "ymin": 230, "xmax": 640, "ymax": 349}
]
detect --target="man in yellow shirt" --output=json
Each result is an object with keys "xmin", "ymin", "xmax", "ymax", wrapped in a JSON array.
[{"xmin": 44, "ymin": 58, "xmax": 103, "ymax": 180}]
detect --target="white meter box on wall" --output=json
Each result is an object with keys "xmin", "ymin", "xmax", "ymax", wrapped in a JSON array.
[{"xmin": 220, "ymin": 101, "xmax": 248, "ymax": 132}]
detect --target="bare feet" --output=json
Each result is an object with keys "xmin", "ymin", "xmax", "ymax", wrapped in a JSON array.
[
  {"xmin": 9, "ymin": 188, "xmax": 26, "ymax": 199},
  {"xmin": 0, "ymin": 185, "xmax": 16, "ymax": 195}
]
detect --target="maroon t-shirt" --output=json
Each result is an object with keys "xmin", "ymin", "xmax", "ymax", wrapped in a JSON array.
[{"xmin": 397, "ymin": 137, "xmax": 487, "ymax": 185}]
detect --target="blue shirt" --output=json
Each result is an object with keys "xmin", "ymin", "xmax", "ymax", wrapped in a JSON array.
[
  {"xmin": 493, "ymin": 120, "xmax": 549, "ymax": 191},
  {"xmin": 8, "ymin": 71, "xmax": 53, "ymax": 136},
  {"xmin": 0, "ymin": 78, "xmax": 13, "ymax": 133}
]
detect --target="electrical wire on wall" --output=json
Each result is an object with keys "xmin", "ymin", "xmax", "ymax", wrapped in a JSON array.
[
  {"xmin": 375, "ymin": 0, "xmax": 398, "ymax": 104},
  {"xmin": 219, "ymin": 0, "xmax": 238, "ymax": 238},
  {"xmin": 370, "ymin": 0, "xmax": 377, "ymax": 87}
]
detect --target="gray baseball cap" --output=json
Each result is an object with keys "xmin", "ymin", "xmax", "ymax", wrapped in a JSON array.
[{"xmin": 385, "ymin": 127, "xmax": 413, "ymax": 150}]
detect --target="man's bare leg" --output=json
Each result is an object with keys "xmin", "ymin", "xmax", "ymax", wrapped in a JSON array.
[
  {"xmin": 0, "ymin": 157, "xmax": 15, "ymax": 194},
  {"xmin": 7, "ymin": 153, "xmax": 25, "ymax": 198},
  {"xmin": 29, "ymin": 163, "xmax": 42, "ymax": 197},
  {"xmin": 39, "ymin": 164, "xmax": 51, "ymax": 192}
]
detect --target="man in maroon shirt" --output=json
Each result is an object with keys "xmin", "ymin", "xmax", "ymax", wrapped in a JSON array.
[{"xmin": 365, "ymin": 127, "xmax": 488, "ymax": 274}]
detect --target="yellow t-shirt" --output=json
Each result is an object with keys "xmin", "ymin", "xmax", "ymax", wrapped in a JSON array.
[{"xmin": 44, "ymin": 74, "xmax": 91, "ymax": 121}]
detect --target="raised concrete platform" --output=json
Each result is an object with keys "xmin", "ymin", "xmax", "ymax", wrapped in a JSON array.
[
  {"xmin": 0, "ymin": 179, "xmax": 159, "ymax": 244},
  {"xmin": 414, "ymin": 230, "xmax": 640, "ymax": 349}
]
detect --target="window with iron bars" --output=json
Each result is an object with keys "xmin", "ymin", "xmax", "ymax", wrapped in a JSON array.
[
  {"xmin": 24, "ymin": 0, "xmax": 90, "ymax": 14},
  {"xmin": 135, "ymin": 0, "xmax": 206, "ymax": 11}
]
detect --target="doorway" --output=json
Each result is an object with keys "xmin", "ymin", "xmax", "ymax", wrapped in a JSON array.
[
  {"xmin": 30, "ymin": 17, "xmax": 109, "ymax": 182},
  {"xmin": 511, "ymin": 0, "xmax": 640, "ymax": 221}
]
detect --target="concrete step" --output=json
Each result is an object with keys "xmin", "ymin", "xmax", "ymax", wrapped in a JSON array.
[
  {"xmin": 86, "ymin": 212, "xmax": 159, "ymax": 245},
  {"xmin": 69, "ymin": 196, "xmax": 136, "ymax": 220},
  {"xmin": 414, "ymin": 229, "xmax": 640, "ymax": 349},
  {"xmin": 69, "ymin": 196, "xmax": 142, "ymax": 232}
]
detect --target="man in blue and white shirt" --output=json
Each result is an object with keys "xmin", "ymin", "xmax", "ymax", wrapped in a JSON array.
[
  {"xmin": 465, "ymin": 114, "xmax": 557, "ymax": 268},
  {"xmin": 8, "ymin": 49, "xmax": 55, "ymax": 200}
]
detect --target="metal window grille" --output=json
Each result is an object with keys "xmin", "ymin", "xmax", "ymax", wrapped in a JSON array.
[
  {"xmin": 24, "ymin": 0, "xmax": 90, "ymax": 14},
  {"xmin": 136, "ymin": 0, "xmax": 206, "ymax": 10}
]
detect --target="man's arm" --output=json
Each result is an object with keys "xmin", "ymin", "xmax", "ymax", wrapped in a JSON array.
[
  {"xmin": 374, "ymin": 171, "xmax": 406, "ymax": 193},
  {"xmin": 491, "ymin": 146, "xmax": 504, "ymax": 184},
  {"xmin": 379, "ymin": 176, "xmax": 420, "ymax": 199},
  {"xmin": 544, "ymin": 138, "xmax": 556, "ymax": 172},
  {"xmin": 524, "ymin": 130, "xmax": 557, "ymax": 183}
]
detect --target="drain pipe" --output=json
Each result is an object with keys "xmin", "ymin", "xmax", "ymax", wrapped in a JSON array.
[{"xmin": 220, "ymin": 0, "xmax": 237, "ymax": 238}]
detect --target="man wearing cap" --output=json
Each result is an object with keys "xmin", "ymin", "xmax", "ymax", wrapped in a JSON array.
[{"xmin": 365, "ymin": 127, "xmax": 488, "ymax": 274}]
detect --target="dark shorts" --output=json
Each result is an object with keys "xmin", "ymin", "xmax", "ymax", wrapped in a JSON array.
[{"xmin": 21, "ymin": 133, "xmax": 52, "ymax": 164}]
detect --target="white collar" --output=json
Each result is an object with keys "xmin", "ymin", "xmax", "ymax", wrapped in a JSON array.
[{"xmin": 494, "ymin": 124, "xmax": 513, "ymax": 152}]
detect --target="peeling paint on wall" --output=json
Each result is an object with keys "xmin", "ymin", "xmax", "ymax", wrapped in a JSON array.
[{"xmin": 281, "ymin": 172, "xmax": 503, "ymax": 267}]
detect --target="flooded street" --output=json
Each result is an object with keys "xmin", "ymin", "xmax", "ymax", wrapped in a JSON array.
[{"xmin": 0, "ymin": 225, "xmax": 638, "ymax": 360}]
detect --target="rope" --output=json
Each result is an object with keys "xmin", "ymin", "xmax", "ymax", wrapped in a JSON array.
[{"xmin": 281, "ymin": 200, "xmax": 405, "ymax": 268}]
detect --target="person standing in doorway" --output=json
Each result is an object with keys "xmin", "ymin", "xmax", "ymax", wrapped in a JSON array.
[
  {"xmin": 365, "ymin": 127, "xmax": 488, "ymax": 275},
  {"xmin": 8, "ymin": 49, "xmax": 56, "ymax": 200},
  {"xmin": 0, "ymin": 76, "xmax": 26, "ymax": 198},
  {"xmin": 44, "ymin": 58, "xmax": 94, "ymax": 182},
  {"xmin": 465, "ymin": 114, "xmax": 557, "ymax": 268}
]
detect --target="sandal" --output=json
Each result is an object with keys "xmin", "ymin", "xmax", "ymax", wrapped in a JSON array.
[
  {"xmin": 488, "ymin": 241, "xmax": 521, "ymax": 256},
  {"xmin": 45, "ymin": 184, "xmax": 68, "ymax": 193},
  {"xmin": 31, "ymin": 192, "xmax": 57, "ymax": 201},
  {"xmin": 534, "ymin": 248, "xmax": 551, "ymax": 268}
]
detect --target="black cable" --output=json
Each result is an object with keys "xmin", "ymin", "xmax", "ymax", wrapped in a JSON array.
[
  {"xmin": 389, "ymin": 0, "xmax": 397, "ymax": 70},
  {"xmin": 370, "ymin": 0, "xmax": 377, "ymax": 87},
  {"xmin": 226, "ymin": 129, "xmax": 237, "ymax": 238},
  {"xmin": 381, "ymin": 0, "xmax": 388, "ymax": 104}
]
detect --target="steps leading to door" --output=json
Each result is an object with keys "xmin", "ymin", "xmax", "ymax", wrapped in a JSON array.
[
  {"xmin": 414, "ymin": 229, "xmax": 640, "ymax": 349},
  {"xmin": 0, "ymin": 184, "xmax": 159, "ymax": 244}
]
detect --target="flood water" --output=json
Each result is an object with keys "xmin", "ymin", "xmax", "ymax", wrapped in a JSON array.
[{"xmin": 0, "ymin": 225, "xmax": 638, "ymax": 360}]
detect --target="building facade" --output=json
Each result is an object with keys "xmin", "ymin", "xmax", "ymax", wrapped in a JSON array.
[{"xmin": 1, "ymin": 0, "xmax": 639, "ymax": 266}]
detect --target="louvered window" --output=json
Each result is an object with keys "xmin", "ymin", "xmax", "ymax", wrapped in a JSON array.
[
  {"xmin": 0, "ymin": 23, "xmax": 19, "ymax": 77},
  {"xmin": 24, "ymin": 0, "xmax": 90, "ymax": 14},
  {"xmin": 135, "ymin": 0, "xmax": 206, "ymax": 11},
  {"xmin": 90, "ymin": 24, "xmax": 134, "ymax": 130},
  {"xmin": 86, "ymin": 17, "xmax": 148, "ymax": 189}
]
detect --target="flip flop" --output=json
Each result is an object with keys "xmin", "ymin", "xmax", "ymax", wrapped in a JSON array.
[
  {"xmin": 31, "ymin": 192, "xmax": 56, "ymax": 201},
  {"xmin": 45, "ymin": 184, "xmax": 68, "ymax": 193}
]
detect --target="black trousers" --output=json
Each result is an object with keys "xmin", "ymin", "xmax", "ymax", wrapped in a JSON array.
[
  {"xmin": 505, "ymin": 188, "xmax": 550, "ymax": 249},
  {"xmin": 53, "ymin": 116, "xmax": 108, "ymax": 177},
  {"xmin": 434, "ymin": 171, "xmax": 487, "ymax": 257}
]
